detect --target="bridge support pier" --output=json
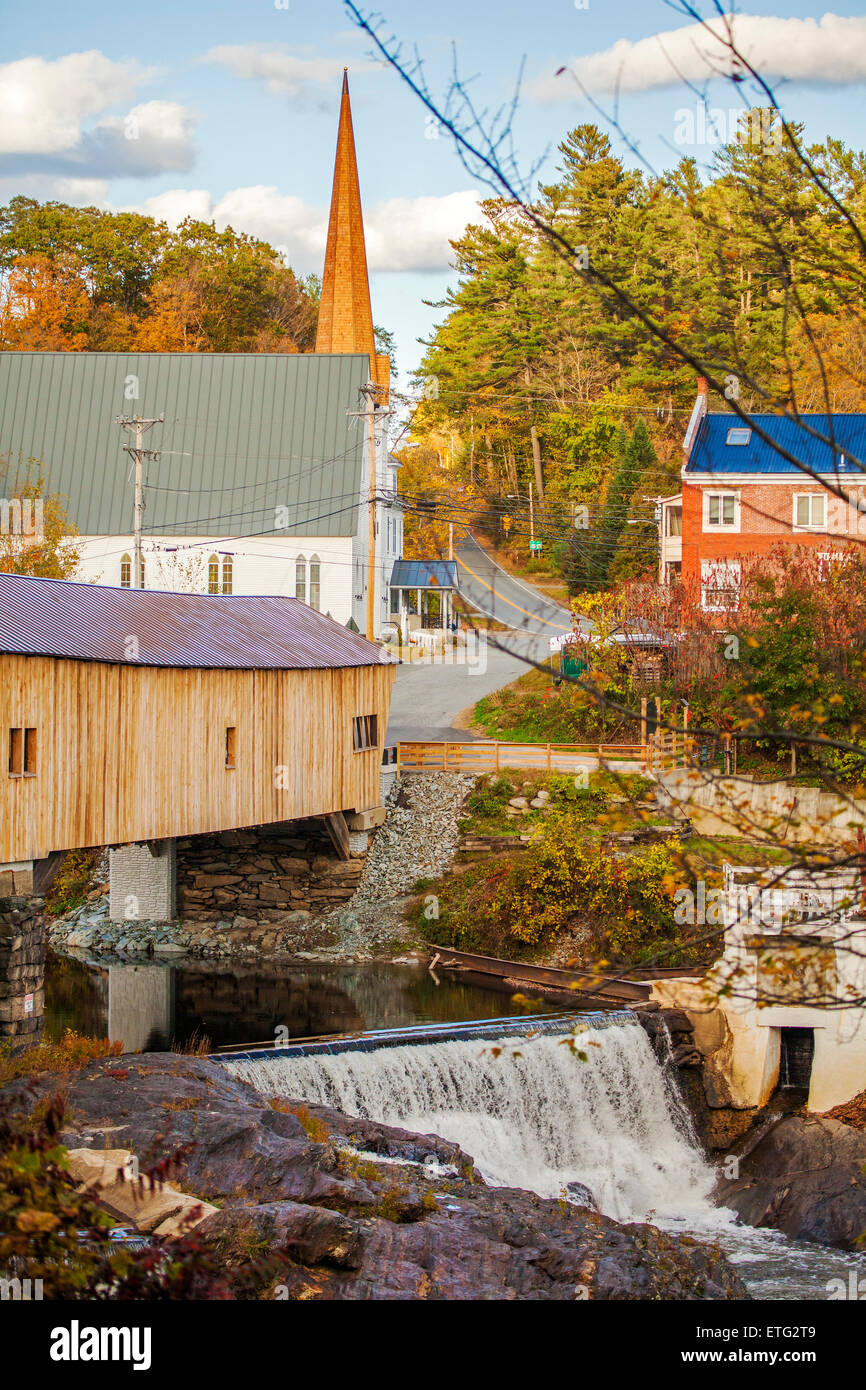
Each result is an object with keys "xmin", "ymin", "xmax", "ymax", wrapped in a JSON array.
[
  {"xmin": 109, "ymin": 840, "xmax": 177, "ymax": 924},
  {"xmin": 0, "ymin": 894, "xmax": 45, "ymax": 1042}
]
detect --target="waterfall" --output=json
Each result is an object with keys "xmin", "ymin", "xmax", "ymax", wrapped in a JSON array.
[{"xmin": 222, "ymin": 1019, "xmax": 718, "ymax": 1224}]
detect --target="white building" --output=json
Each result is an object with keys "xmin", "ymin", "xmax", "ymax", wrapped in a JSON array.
[{"xmin": 0, "ymin": 74, "xmax": 406, "ymax": 639}]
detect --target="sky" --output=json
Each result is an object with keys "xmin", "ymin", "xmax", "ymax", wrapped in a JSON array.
[{"xmin": 2, "ymin": 1, "xmax": 866, "ymax": 384}]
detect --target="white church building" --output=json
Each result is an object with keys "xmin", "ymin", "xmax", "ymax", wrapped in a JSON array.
[{"xmin": 0, "ymin": 74, "xmax": 404, "ymax": 639}]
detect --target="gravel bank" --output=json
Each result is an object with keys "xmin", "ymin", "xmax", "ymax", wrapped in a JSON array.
[{"xmin": 318, "ymin": 771, "xmax": 477, "ymax": 955}]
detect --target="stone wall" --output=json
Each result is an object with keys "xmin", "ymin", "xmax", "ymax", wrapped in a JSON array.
[
  {"xmin": 655, "ymin": 767, "xmax": 866, "ymax": 848},
  {"xmin": 175, "ymin": 818, "xmax": 365, "ymax": 923},
  {"xmin": 0, "ymin": 895, "xmax": 45, "ymax": 1042}
]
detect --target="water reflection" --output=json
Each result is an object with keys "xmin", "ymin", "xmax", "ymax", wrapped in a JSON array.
[{"xmin": 45, "ymin": 948, "xmax": 562, "ymax": 1053}]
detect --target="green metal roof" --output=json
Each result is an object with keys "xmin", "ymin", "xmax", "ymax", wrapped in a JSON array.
[{"xmin": 0, "ymin": 351, "xmax": 371, "ymax": 538}]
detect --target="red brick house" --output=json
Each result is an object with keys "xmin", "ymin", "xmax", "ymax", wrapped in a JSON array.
[{"xmin": 663, "ymin": 381, "xmax": 866, "ymax": 611}]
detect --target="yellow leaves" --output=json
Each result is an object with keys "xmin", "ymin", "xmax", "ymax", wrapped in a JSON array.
[{"xmin": 16, "ymin": 1209, "xmax": 60, "ymax": 1234}]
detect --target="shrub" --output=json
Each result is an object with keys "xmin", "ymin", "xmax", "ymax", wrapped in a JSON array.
[{"xmin": 425, "ymin": 816, "xmax": 693, "ymax": 965}]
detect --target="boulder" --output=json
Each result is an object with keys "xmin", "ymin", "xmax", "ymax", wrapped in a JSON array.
[
  {"xmin": 11, "ymin": 1053, "xmax": 749, "ymax": 1301},
  {"xmin": 721, "ymin": 1114, "xmax": 866, "ymax": 1249},
  {"xmin": 65, "ymin": 1146, "xmax": 218, "ymax": 1237}
]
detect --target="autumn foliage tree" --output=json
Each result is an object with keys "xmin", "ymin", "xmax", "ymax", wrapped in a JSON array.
[
  {"xmin": 0, "ymin": 474, "xmax": 80, "ymax": 579},
  {"xmin": 0, "ymin": 198, "xmax": 318, "ymax": 355}
]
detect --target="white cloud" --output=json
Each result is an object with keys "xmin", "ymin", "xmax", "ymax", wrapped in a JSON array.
[
  {"xmin": 53, "ymin": 177, "xmax": 111, "ymax": 205},
  {"xmin": 0, "ymin": 52, "xmax": 196, "ymax": 179},
  {"xmin": 141, "ymin": 188, "xmax": 214, "ymax": 227},
  {"xmin": 531, "ymin": 13, "xmax": 866, "ymax": 98},
  {"xmin": 0, "ymin": 51, "xmax": 144, "ymax": 154},
  {"xmin": 203, "ymin": 44, "xmax": 351, "ymax": 101},
  {"xmin": 365, "ymin": 192, "xmax": 483, "ymax": 272},
  {"xmin": 83, "ymin": 101, "xmax": 197, "ymax": 175},
  {"xmin": 131, "ymin": 185, "xmax": 481, "ymax": 273}
]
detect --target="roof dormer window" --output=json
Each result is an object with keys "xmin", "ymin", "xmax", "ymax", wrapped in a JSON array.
[{"xmin": 726, "ymin": 427, "xmax": 751, "ymax": 445}]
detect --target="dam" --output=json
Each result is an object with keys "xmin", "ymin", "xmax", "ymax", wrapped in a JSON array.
[{"xmin": 221, "ymin": 1011, "xmax": 866, "ymax": 1299}]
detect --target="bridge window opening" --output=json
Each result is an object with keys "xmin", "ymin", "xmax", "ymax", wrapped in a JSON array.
[
  {"xmin": 8, "ymin": 727, "xmax": 22, "ymax": 776},
  {"xmin": 221, "ymin": 554, "xmax": 233, "ymax": 594},
  {"xmin": 23, "ymin": 728, "xmax": 37, "ymax": 776},
  {"xmin": 295, "ymin": 556, "xmax": 306, "ymax": 604},
  {"xmin": 353, "ymin": 714, "xmax": 378, "ymax": 751},
  {"xmin": 208, "ymin": 554, "xmax": 220, "ymax": 595},
  {"xmin": 225, "ymin": 726, "xmax": 236, "ymax": 769},
  {"xmin": 779, "ymin": 1027, "xmax": 814, "ymax": 1091},
  {"xmin": 309, "ymin": 556, "xmax": 321, "ymax": 611}
]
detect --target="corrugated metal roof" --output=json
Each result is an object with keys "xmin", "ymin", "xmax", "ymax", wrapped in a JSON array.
[
  {"xmin": 686, "ymin": 412, "xmax": 866, "ymax": 474},
  {"xmin": 0, "ymin": 352, "xmax": 371, "ymax": 538},
  {"xmin": 389, "ymin": 559, "xmax": 457, "ymax": 589},
  {"xmin": 0, "ymin": 572, "xmax": 390, "ymax": 670}
]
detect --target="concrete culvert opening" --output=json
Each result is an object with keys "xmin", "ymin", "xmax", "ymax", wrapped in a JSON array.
[{"xmin": 779, "ymin": 1027, "xmax": 815, "ymax": 1091}]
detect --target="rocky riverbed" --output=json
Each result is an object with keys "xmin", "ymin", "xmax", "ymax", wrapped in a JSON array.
[
  {"xmin": 48, "ymin": 773, "xmax": 476, "ymax": 964},
  {"xmin": 12, "ymin": 1052, "xmax": 748, "ymax": 1300}
]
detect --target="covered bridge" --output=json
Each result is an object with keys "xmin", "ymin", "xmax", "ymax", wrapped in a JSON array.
[{"xmin": 0, "ymin": 573, "xmax": 394, "ymax": 915}]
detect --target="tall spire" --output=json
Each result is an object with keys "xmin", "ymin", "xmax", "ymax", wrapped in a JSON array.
[{"xmin": 315, "ymin": 71, "xmax": 388, "ymax": 390}]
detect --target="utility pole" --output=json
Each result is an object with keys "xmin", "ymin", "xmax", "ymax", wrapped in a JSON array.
[
  {"xmin": 116, "ymin": 415, "xmax": 164, "ymax": 588},
  {"xmin": 348, "ymin": 386, "xmax": 389, "ymax": 642},
  {"xmin": 367, "ymin": 395, "xmax": 377, "ymax": 642},
  {"xmin": 449, "ymin": 523, "xmax": 454, "ymax": 561},
  {"xmin": 529, "ymin": 480, "xmax": 535, "ymax": 548}
]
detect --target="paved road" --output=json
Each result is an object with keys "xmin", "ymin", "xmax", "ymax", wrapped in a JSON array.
[
  {"xmin": 386, "ymin": 631, "xmax": 549, "ymax": 743},
  {"xmin": 387, "ymin": 533, "xmax": 591, "ymax": 744},
  {"xmin": 453, "ymin": 532, "xmax": 575, "ymax": 637}
]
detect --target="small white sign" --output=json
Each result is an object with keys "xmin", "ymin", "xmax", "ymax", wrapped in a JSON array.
[
  {"xmin": 24, "ymin": 992, "xmax": 34, "ymax": 1015},
  {"xmin": 549, "ymin": 635, "xmax": 565, "ymax": 653}
]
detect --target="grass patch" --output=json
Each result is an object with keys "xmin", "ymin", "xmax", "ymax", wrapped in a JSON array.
[
  {"xmin": 471, "ymin": 672, "xmax": 639, "ymax": 744},
  {"xmin": 679, "ymin": 835, "xmax": 792, "ymax": 882},
  {"xmin": 458, "ymin": 769, "xmax": 654, "ymax": 838},
  {"xmin": 0, "ymin": 1029, "xmax": 122, "ymax": 1085}
]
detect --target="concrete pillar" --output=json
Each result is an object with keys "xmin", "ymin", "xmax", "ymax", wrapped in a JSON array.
[
  {"xmin": 108, "ymin": 963, "xmax": 175, "ymax": 1052},
  {"xmin": 109, "ymin": 841, "xmax": 177, "ymax": 923},
  {"xmin": 0, "ymin": 862, "xmax": 34, "ymax": 895}
]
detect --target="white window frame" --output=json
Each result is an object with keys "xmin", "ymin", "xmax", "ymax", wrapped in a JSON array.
[
  {"xmin": 703, "ymin": 490, "xmax": 740, "ymax": 532},
  {"xmin": 701, "ymin": 560, "xmax": 741, "ymax": 613},
  {"xmin": 793, "ymin": 493, "xmax": 827, "ymax": 532}
]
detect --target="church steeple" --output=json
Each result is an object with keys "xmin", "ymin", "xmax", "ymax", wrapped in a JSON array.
[{"xmin": 315, "ymin": 71, "xmax": 388, "ymax": 392}]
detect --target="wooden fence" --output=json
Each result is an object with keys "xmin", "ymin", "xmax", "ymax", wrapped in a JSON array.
[
  {"xmin": 395, "ymin": 740, "xmax": 649, "ymax": 774},
  {"xmin": 395, "ymin": 732, "xmax": 696, "ymax": 775}
]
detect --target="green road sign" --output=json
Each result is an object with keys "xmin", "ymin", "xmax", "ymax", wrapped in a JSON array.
[{"xmin": 529, "ymin": 539, "xmax": 542, "ymax": 552}]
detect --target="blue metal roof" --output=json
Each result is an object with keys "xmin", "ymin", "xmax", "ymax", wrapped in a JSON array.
[
  {"xmin": 389, "ymin": 559, "xmax": 457, "ymax": 589},
  {"xmin": 686, "ymin": 412, "xmax": 866, "ymax": 475}
]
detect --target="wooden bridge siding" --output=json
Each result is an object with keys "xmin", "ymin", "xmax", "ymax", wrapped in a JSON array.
[{"xmin": 1, "ymin": 655, "xmax": 393, "ymax": 861}]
